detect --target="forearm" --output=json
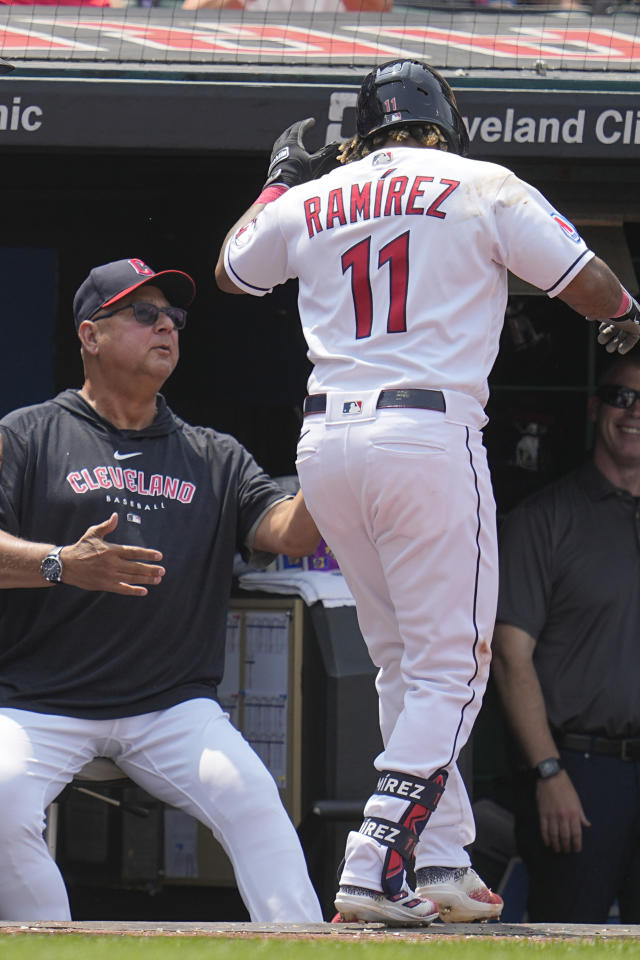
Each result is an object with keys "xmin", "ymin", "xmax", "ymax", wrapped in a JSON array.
[
  {"xmin": 0, "ymin": 529, "xmax": 55, "ymax": 589},
  {"xmin": 0, "ymin": 515, "xmax": 165, "ymax": 596},
  {"xmin": 279, "ymin": 490, "xmax": 322, "ymax": 556},
  {"xmin": 557, "ymin": 256, "xmax": 622, "ymax": 317},
  {"xmin": 556, "ymin": 257, "xmax": 640, "ymax": 354},
  {"xmin": 253, "ymin": 490, "xmax": 321, "ymax": 557},
  {"xmin": 215, "ymin": 202, "xmax": 267, "ymax": 294},
  {"xmin": 492, "ymin": 625, "xmax": 559, "ymax": 765}
]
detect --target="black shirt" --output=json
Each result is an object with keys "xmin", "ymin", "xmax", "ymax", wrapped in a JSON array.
[
  {"xmin": 0, "ymin": 389, "xmax": 285, "ymax": 718},
  {"xmin": 497, "ymin": 461, "xmax": 640, "ymax": 738}
]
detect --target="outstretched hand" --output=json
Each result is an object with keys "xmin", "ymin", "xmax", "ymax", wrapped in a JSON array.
[
  {"xmin": 588, "ymin": 291, "xmax": 640, "ymax": 355},
  {"xmin": 595, "ymin": 319, "xmax": 640, "ymax": 355},
  {"xmin": 61, "ymin": 513, "xmax": 165, "ymax": 596}
]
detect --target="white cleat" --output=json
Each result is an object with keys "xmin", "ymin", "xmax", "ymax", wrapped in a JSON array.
[
  {"xmin": 416, "ymin": 867, "xmax": 503, "ymax": 923},
  {"xmin": 333, "ymin": 887, "xmax": 439, "ymax": 927}
]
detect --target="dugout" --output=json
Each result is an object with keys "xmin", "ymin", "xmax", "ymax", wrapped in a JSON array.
[
  {"xmin": 0, "ymin": 71, "xmax": 638, "ymax": 483},
  {"xmin": 0, "ymin": 14, "xmax": 639, "ymax": 918},
  {"xmin": 1, "ymin": 15, "xmax": 639, "ymax": 476}
]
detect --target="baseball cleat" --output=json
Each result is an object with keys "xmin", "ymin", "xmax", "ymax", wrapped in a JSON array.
[
  {"xmin": 415, "ymin": 867, "xmax": 503, "ymax": 922},
  {"xmin": 333, "ymin": 886, "xmax": 439, "ymax": 926}
]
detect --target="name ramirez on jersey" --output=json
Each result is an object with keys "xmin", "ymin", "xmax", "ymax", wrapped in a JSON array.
[{"xmin": 303, "ymin": 174, "xmax": 460, "ymax": 238}]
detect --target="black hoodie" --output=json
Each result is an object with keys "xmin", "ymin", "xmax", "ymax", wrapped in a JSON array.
[{"xmin": 0, "ymin": 389, "xmax": 285, "ymax": 718}]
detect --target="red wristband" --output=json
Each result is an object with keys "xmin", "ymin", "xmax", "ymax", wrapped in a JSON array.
[
  {"xmin": 612, "ymin": 287, "xmax": 633, "ymax": 318},
  {"xmin": 255, "ymin": 184, "xmax": 288, "ymax": 205}
]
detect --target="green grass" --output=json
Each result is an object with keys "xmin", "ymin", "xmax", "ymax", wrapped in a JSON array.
[{"xmin": 2, "ymin": 937, "xmax": 640, "ymax": 960}]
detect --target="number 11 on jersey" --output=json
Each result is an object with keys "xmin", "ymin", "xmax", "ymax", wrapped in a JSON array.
[{"xmin": 342, "ymin": 231, "xmax": 410, "ymax": 340}]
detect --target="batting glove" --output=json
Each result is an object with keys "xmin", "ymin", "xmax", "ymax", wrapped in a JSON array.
[
  {"xmin": 591, "ymin": 293, "xmax": 640, "ymax": 355},
  {"xmin": 263, "ymin": 118, "xmax": 342, "ymax": 190}
]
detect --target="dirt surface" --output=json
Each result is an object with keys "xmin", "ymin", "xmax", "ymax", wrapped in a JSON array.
[{"xmin": 2, "ymin": 921, "xmax": 640, "ymax": 940}]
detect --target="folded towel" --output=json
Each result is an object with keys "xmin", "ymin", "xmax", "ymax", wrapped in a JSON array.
[{"xmin": 238, "ymin": 570, "xmax": 355, "ymax": 607}]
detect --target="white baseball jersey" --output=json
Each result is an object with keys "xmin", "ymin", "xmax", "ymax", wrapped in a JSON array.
[{"xmin": 225, "ymin": 147, "xmax": 593, "ymax": 407}]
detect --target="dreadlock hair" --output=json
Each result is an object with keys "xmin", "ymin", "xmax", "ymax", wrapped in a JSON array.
[{"xmin": 338, "ymin": 123, "xmax": 448, "ymax": 166}]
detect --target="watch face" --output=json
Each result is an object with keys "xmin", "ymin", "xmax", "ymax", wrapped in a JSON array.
[
  {"xmin": 42, "ymin": 557, "xmax": 62, "ymax": 582},
  {"xmin": 537, "ymin": 758, "xmax": 561, "ymax": 779}
]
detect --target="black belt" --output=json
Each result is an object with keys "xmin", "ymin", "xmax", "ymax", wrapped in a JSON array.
[
  {"xmin": 303, "ymin": 389, "xmax": 446, "ymax": 416},
  {"xmin": 557, "ymin": 733, "xmax": 640, "ymax": 761}
]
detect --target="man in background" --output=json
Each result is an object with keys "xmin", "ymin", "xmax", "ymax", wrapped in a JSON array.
[{"xmin": 493, "ymin": 353, "xmax": 640, "ymax": 922}]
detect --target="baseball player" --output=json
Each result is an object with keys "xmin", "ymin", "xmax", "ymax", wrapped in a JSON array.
[
  {"xmin": 215, "ymin": 60, "xmax": 640, "ymax": 926},
  {"xmin": 0, "ymin": 258, "xmax": 323, "ymax": 923}
]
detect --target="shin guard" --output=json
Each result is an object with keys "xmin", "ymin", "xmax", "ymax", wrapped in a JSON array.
[{"xmin": 359, "ymin": 768, "xmax": 448, "ymax": 897}]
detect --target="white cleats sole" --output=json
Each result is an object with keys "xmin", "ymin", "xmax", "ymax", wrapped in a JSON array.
[
  {"xmin": 416, "ymin": 868, "xmax": 503, "ymax": 923},
  {"xmin": 334, "ymin": 888, "xmax": 439, "ymax": 927}
]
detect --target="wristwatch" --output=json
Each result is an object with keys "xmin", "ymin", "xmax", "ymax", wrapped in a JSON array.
[
  {"xmin": 40, "ymin": 545, "xmax": 64, "ymax": 584},
  {"xmin": 534, "ymin": 756, "xmax": 563, "ymax": 780}
]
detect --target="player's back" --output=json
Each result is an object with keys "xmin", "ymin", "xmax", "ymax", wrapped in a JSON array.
[
  {"xmin": 227, "ymin": 143, "xmax": 590, "ymax": 406},
  {"xmin": 278, "ymin": 146, "xmax": 517, "ymax": 403}
]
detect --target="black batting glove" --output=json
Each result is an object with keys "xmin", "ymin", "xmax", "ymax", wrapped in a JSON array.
[{"xmin": 263, "ymin": 117, "xmax": 342, "ymax": 190}]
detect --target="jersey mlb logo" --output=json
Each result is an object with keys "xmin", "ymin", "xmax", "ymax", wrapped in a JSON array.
[
  {"xmin": 372, "ymin": 151, "xmax": 393, "ymax": 167},
  {"xmin": 342, "ymin": 400, "xmax": 363, "ymax": 415}
]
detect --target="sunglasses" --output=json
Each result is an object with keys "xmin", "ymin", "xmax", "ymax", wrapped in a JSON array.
[
  {"xmin": 93, "ymin": 301, "xmax": 187, "ymax": 330},
  {"xmin": 596, "ymin": 384, "xmax": 640, "ymax": 410}
]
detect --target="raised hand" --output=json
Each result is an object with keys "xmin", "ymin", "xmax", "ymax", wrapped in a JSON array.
[{"xmin": 264, "ymin": 118, "xmax": 342, "ymax": 190}]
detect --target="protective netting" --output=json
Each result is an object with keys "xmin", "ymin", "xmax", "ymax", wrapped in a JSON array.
[{"xmin": 1, "ymin": 3, "xmax": 639, "ymax": 71}]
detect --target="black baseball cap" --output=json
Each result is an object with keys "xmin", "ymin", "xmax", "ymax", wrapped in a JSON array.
[{"xmin": 73, "ymin": 258, "xmax": 196, "ymax": 331}]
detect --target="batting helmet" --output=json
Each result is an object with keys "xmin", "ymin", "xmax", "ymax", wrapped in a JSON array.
[
  {"xmin": 0, "ymin": 59, "xmax": 14, "ymax": 75},
  {"xmin": 356, "ymin": 60, "xmax": 469, "ymax": 157}
]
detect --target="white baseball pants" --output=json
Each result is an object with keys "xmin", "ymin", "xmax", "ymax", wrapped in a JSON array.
[
  {"xmin": 0, "ymin": 698, "xmax": 322, "ymax": 922},
  {"xmin": 296, "ymin": 398, "xmax": 498, "ymax": 890}
]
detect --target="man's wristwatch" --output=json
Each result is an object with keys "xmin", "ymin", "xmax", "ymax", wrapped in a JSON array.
[
  {"xmin": 534, "ymin": 756, "xmax": 563, "ymax": 780},
  {"xmin": 41, "ymin": 545, "xmax": 64, "ymax": 584}
]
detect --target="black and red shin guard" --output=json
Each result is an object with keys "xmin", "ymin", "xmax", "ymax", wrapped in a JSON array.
[{"xmin": 358, "ymin": 768, "xmax": 448, "ymax": 897}]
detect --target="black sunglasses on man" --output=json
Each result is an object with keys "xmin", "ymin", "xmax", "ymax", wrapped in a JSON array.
[
  {"xmin": 93, "ymin": 301, "xmax": 187, "ymax": 330},
  {"xmin": 596, "ymin": 384, "xmax": 640, "ymax": 410}
]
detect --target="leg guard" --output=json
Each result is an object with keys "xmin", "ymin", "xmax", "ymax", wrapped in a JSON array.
[{"xmin": 361, "ymin": 769, "xmax": 448, "ymax": 897}]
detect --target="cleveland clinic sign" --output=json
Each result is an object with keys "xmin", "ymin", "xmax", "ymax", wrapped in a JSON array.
[
  {"xmin": 0, "ymin": 80, "xmax": 638, "ymax": 158},
  {"xmin": 464, "ymin": 108, "xmax": 640, "ymax": 148}
]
